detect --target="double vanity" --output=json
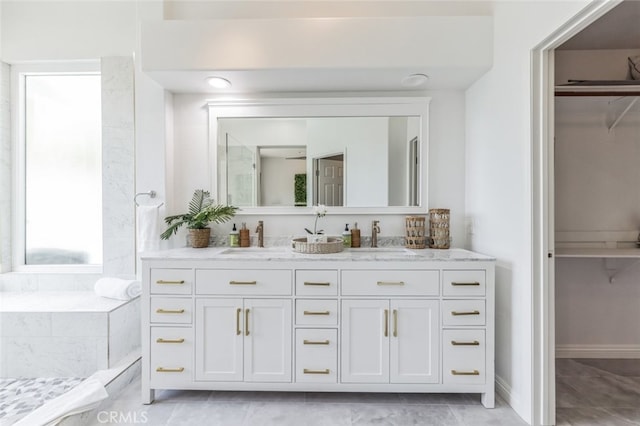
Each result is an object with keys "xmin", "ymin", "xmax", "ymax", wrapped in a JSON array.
[{"xmin": 141, "ymin": 246, "xmax": 495, "ymax": 408}]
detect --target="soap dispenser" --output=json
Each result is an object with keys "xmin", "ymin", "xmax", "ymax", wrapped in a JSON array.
[
  {"xmin": 229, "ymin": 224, "xmax": 239, "ymax": 247},
  {"xmin": 342, "ymin": 224, "xmax": 352, "ymax": 247},
  {"xmin": 351, "ymin": 222, "xmax": 361, "ymax": 248}
]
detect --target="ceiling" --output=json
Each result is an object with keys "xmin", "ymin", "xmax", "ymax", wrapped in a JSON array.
[{"xmin": 559, "ymin": 0, "xmax": 640, "ymax": 50}]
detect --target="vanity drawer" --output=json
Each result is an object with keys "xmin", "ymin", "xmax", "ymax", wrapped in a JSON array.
[
  {"xmin": 443, "ymin": 270, "xmax": 486, "ymax": 297},
  {"xmin": 341, "ymin": 270, "xmax": 439, "ymax": 296},
  {"xmin": 442, "ymin": 300, "xmax": 485, "ymax": 326},
  {"xmin": 150, "ymin": 297, "xmax": 193, "ymax": 324},
  {"xmin": 442, "ymin": 329, "xmax": 485, "ymax": 385},
  {"xmin": 150, "ymin": 326, "xmax": 193, "ymax": 386},
  {"xmin": 150, "ymin": 268, "xmax": 193, "ymax": 295},
  {"xmin": 295, "ymin": 329, "xmax": 337, "ymax": 383},
  {"xmin": 195, "ymin": 269, "xmax": 292, "ymax": 296},
  {"xmin": 295, "ymin": 270, "xmax": 338, "ymax": 296},
  {"xmin": 296, "ymin": 300, "xmax": 338, "ymax": 326}
]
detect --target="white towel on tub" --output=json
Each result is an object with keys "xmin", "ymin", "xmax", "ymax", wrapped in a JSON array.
[
  {"xmin": 94, "ymin": 277, "xmax": 141, "ymax": 301},
  {"xmin": 137, "ymin": 204, "xmax": 161, "ymax": 253}
]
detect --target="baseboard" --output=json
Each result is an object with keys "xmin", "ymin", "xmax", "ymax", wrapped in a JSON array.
[
  {"xmin": 495, "ymin": 375, "xmax": 530, "ymax": 424},
  {"xmin": 556, "ymin": 344, "xmax": 640, "ymax": 359}
]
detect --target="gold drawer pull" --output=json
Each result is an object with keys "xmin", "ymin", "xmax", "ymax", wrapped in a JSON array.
[
  {"xmin": 451, "ymin": 281, "xmax": 480, "ymax": 286},
  {"xmin": 303, "ymin": 339, "xmax": 330, "ymax": 345},
  {"xmin": 377, "ymin": 281, "xmax": 405, "ymax": 286},
  {"xmin": 156, "ymin": 280, "xmax": 185, "ymax": 285},
  {"xmin": 303, "ymin": 310, "xmax": 330, "ymax": 316},
  {"xmin": 156, "ymin": 367, "xmax": 185, "ymax": 373},
  {"xmin": 245, "ymin": 308, "xmax": 250, "ymax": 336},
  {"xmin": 303, "ymin": 368, "xmax": 330, "ymax": 375},
  {"xmin": 393, "ymin": 309, "xmax": 398, "ymax": 337},
  {"xmin": 236, "ymin": 308, "xmax": 242, "ymax": 336},
  {"xmin": 451, "ymin": 369, "xmax": 480, "ymax": 376},
  {"xmin": 384, "ymin": 309, "xmax": 389, "ymax": 337},
  {"xmin": 451, "ymin": 340, "xmax": 480, "ymax": 346},
  {"xmin": 451, "ymin": 310, "xmax": 480, "ymax": 316},
  {"xmin": 230, "ymin": 280, "xmax": 257, "ymax": 285},
  {"xmin": 156, "ymin": 338, "xmax": 185, "ymax": 344},
  {"xmin": 304, "ymin": 281, "xmax": 331, "ymax": 286},
  {"xmin": 156, "ymin": 308, "xmax": 185, "ymax": 314}
]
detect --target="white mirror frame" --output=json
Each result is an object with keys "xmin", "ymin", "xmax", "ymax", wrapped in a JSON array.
[{"xmin": 208, "ymin": 97, "xmax": 430, "ymax": 215}]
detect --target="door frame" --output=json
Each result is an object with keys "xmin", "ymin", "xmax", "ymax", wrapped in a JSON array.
[{"xmin": 531, "ymin": 1, "xmax": 622, "ymax": 424}]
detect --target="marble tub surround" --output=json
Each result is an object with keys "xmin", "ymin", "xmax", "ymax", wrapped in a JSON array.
[{"xmin": 0, "ymin": 292, "xmax": 140, "ymax": 378}]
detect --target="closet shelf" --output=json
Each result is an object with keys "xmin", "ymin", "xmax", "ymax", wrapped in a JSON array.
[
  {"xmin": 556, "ymin": 248, "xmax": 640, "ymax": 258},
  {"xmin": 555, "ymin": 80, "xmax": 640, "ymax": 97}
]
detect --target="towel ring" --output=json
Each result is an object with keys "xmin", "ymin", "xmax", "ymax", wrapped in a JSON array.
[{"xmin": 134, "ymin": 190, "xmax": 164, "ymax": 207}]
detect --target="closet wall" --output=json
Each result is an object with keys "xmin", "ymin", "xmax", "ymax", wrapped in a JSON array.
[{"xmin": 555, "ymin": 49, "xmax": 640, "ymax": 358}]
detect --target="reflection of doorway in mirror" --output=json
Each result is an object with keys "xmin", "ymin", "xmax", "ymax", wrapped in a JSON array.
[
  {"xmin": 408, "ymin": 137, "xmax": 419, "ymax": 207},
  {"xmin": 314, "ymin": 153, "xmax": 344, "ymax": 207}
]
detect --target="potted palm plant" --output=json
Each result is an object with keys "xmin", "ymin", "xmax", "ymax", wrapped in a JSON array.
[{"xmin": 160, "ymin": 189, "xmax": 238, "ymax": 248}]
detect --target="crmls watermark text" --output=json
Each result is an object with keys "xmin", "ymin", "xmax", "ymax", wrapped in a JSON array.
[{"xmin": 97, "ymin": 411, "xmax": 148, "ymax": 424}]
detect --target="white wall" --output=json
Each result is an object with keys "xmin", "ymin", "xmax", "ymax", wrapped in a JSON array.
[
  {"xmin": 169, "ymin": 91, "xmax": 467, "ymax": 244},
  {"xmin": 260, "ymin": 157, "xmax": 306, "ymax": 206},
  {"xmin": 554, "ymin": 48, "xmax": 640, "ymax": 355},
  {"xmin": 465, "ymin": 1, "xmax": 591, "ymax": 423}
]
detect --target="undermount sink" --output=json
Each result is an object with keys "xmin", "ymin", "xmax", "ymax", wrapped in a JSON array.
[
  {"xmin": 218, "ymin": 247, "xmax": 292, "ymax": 255},
  {"xmin": 347, "ymin": 247, "xmax": 417, "ymax": 254}
]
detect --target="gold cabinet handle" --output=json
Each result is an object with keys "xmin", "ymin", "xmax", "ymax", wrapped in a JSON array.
[
  {"xmin": 156, "ymin": 280, "xmax": 185, "ymax": 285},
  {"xmin": 229, "ymin": 280, "xmax": 257, "ymax": 285},
  {"xmin": 304, "ymin": 281, "xmax": 331, "ymax": 286},
  {"xmin": 451, "ymin": 340, "xmax": 480, "ymax": 346},
  {"xmin": 303, "ymin": 310, "xmax": 330, "ymax": 316},
  {"xmin": 156, "ymin": 367, "xmax": 185, "ymax": 373},
  {"xmin": 384, "ymin": 309, "xmax": 389, "ymax": 337},
  {"xmin": 451, "ymin": 369, "xmax": 480, "ymax": 376},
  {"xmin": 377, "ymin": 281, "xmax": 405, "ymax": 286},
  {"xmin": 451, "ymin": 281, "xmax": 480, "ymax": 286},
  {"xmin": 156, "ymin": 338, "xmax": 185, "ymax": 344},
  {"xmin": 245, "ymin": 308, "xmax": 250, "ymax": 336},
  {"xmin": 303, "ymin": 339, "xmax": 330, "ymax": 345},
  {"xmin": 451, "ymin": 310, "xmax": 480, "ymax": 316},
  {"xmin": 393, "ymin": 309, "xmax": 398, "ymax": 337},
  {"xmin": 303, "ymin": 368, "xmax": 330, "ymax": 375},
  {"xmin": 236, "ymin": 308, "xmax": 242, "ymax": 336},
  {"xmin": 156, "ymin": 308, "xmax": 185, "ymax": 314}
]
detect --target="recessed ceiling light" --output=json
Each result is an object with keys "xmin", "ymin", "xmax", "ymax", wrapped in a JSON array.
[
  {"xmin": 401, "ymin": 73, "xmax": 429, "ymax": 87},
  {"xmin": 206, "ymin": 77, "xmax": 232, "ymax": 89}
]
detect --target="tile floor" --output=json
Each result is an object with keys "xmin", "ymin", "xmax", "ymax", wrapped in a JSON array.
[
  {"xmin": 86, "ymin": 381, "xmax": 526, "ymax": 426},
  {"xmin": 556, "ymin": 358, "xmax": 640, "ymax": 426}
]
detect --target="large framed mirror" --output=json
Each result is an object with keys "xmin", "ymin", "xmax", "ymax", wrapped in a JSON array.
[{"xmin": 208, "ymin": 97, "xmax": 430, "ymax": 214}]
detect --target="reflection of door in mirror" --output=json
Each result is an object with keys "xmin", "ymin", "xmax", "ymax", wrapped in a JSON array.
[
  {"xmin": 226, "ymin": 133, "xmax": 256, "ymax": 206},
  {"xmin": 313, "ymin": 153, "xmax": 344, "ymax": 207}
]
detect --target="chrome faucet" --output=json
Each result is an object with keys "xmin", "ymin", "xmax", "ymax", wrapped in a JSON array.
[
  {"xmin": 371, "ymin": 220, "xmax": 381, "ymax": 248},
  {"xmin": 256, "ymin": 221, "xmax": 264, "ymax": 248}
]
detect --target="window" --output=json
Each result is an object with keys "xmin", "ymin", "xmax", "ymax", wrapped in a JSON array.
[{"xmin": 15, "ymin": 67, "xmax": 102, "ymax": 269}]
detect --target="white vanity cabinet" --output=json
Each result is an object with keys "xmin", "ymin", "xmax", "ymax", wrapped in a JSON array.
[
  {"xmin": 341, "ymin": 299, "xmax": 439, "ymax": 384},
  {"xmin": 141, "ymin": 249, "xmax": 495, "ymax": 407}
]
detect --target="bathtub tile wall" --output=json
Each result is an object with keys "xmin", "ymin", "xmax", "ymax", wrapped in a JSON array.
[
  {"xmin": 101, "ymin": 56, "xmax": 136, "ymax": 277},
  {"xmin": 0, "ymin": 293, "xmax": 140, "ymax": 378},
  {"xmin": 0, "ymin": 62, "xmax": 10, "ymax": 274}
]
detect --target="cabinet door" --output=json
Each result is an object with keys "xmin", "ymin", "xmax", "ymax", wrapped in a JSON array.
[
  {"xmin": 341, "ymin": 299, "xmax": 390, "ymax": 383},
  {"xmin": 244, "ymin": 299, "xmax": 292, "ymax": 382},
  {"xmin": 390, "ymin": 299, "xmax": 439, "ymax": 384},
  {"xmin": 195, "ymin": 298, "xmax": 243, "ymax": 381}
]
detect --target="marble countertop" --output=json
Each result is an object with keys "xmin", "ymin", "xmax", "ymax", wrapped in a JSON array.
[{"xmin": 141, "ymin": 246, "xmax": 495, "ymax": 262}]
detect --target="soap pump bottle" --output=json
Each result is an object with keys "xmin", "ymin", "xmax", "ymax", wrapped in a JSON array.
[
  {"xmin": 229, "ymin": 223, "xmax": 239, "ymax": 247},
  {"xmin": 342, "ymin": 224, "xmax": 352, "ymax": 247},
  {"xmin": 351, "ymin": 222, "xmax": 361, "ymax": 248}
]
